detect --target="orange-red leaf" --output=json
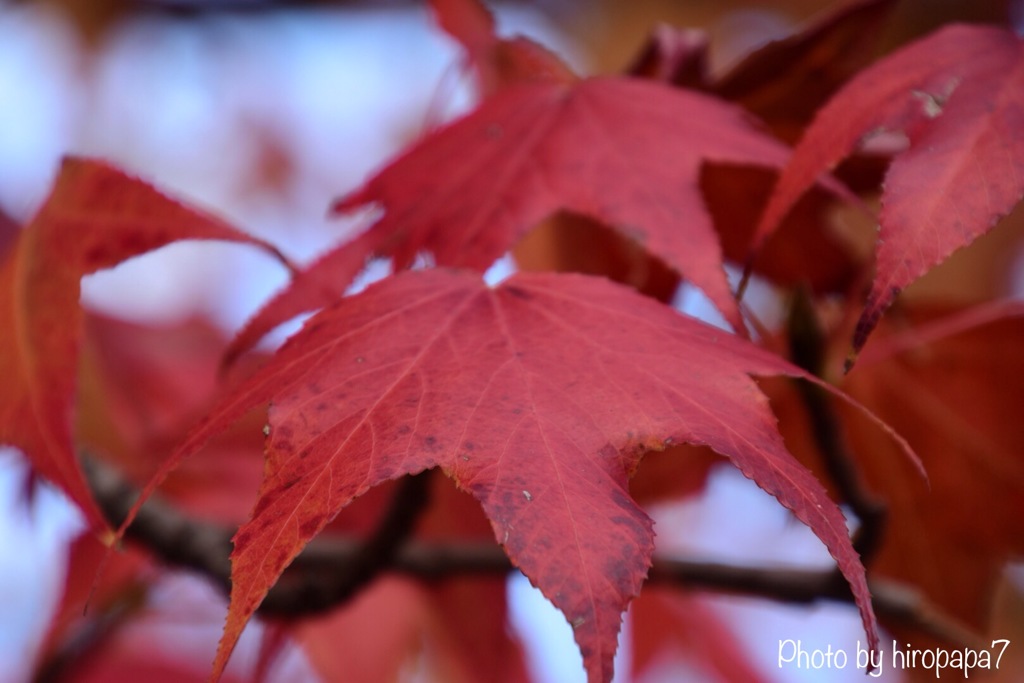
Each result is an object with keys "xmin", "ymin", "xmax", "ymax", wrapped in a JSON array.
[
  {"xmin": 150, "ymin": 269, "xmax": 913, "ymax": 682},
  {"xmin": 753, "ymin": 24, "xmax": 1024, "ymax": 356},
  {"xmin": 0, "ymin": 157, "xmax": 285, "ymax": 527},
  {"xmin": 226, "ymin": 76, "xmax": 795, "ymax": 362}
]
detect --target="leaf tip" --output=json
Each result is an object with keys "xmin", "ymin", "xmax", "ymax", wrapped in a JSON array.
[{"xmin": 842, "ymin": 350, "xmax": 858, "ymax": 375}]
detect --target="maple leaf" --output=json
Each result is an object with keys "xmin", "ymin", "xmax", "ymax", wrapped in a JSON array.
[
  {"xmin": 140, "ymin": 269, "xmax": 920, "ymax": 683},
  {"xmin": 225, "ymin": 75, "xmax": 796, "ymax": 363},
  {"xmin": 751, "ymin": 24, "xmax": 1024, "ymax": 359},
  {"xmin": 0, "ymin": 157, "xmax": 287, "ymax": 527}
]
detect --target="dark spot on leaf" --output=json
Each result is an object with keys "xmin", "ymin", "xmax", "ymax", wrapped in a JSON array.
[
  {"xmin": 249, "ymin": 495, "xmax": 272, "ymax": 520},
  {"xmin": 505, "ymin": 286, "xmax": 532, "ymax": 300},
  {"xmin": 233, "ymin": 527, "xmax": 253, "ymax": 548},
  {"xmin": 465, "ymin": 481, "xmax": 488, "ymax": 498},
  {"xmin": 397, "ymin": 424, "xmax": 412, "ymax": 435},
  {"xmin": 299, "ymin": 518, "xmax": 322, "ymax": 538},
  {"xmin": 604, "ymin": 552, "xmax": 643, "ymax": 592}
]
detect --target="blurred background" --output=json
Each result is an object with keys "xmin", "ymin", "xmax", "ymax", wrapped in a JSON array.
[{"xmin": 1, "ymin": 0, "xmax": 1021, "ymax": 681}]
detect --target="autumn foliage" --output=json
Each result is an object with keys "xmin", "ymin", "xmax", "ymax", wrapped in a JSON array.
[{"xmin": 4, "ymin": 0, "xmax": 1024, "ymax": 681}]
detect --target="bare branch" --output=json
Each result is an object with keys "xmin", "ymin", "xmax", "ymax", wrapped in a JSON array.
[
  {"xmin": 82, "ymin": 455, "xmax": 980, "ymax": 649},
  {"xmin": 786, "ymin": 288, "xmax": 888, "ymax": 561}
]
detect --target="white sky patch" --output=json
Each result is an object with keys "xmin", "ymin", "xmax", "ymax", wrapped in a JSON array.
[
  {"xmin": 484, "ymin": 252, "xmax": 518, "ymax": 286},
  {"xmin": 0, "ymin": 450, "xmax": 84, "ymax": 682},
  {"xmin": 673, "ymin": 264, "xmax": 785, "ymax": 337}
]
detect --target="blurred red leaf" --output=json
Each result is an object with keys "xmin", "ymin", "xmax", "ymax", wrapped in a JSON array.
[
  {"xmin": 752, "ymin": 24, "xmax": 1024, "ymax": 357},
  {"xmin": 702, "ymin": 164, "xmax": 860, "ymax": 292},
  {"xmin": 766, "ymin": 300, "xmax": 1024, "ymax": 656},
  {"xmin": 625, "ymin": 0, "xmax": 899, "ymax": 295},
  {"xmin": 295, "ymin": 577, "xmax": 430, "ymax": 683},
  {"xmin": 78, "ymin": 313, "xmax": 266, "ymax": 522},
  {"xmin": 709, "ymin": 0, "xmax": 896, "ymax": 142},
  {"xmin": 35, "ymin": 532, "xmax": 152, "ymax": 680},
  {"xmin": 0, "ymin": 157, "xmax": 285, "ymax": 527},
  {"xmin": 847, "ymin": 304, "xmax": 1024, "ymax": 631},
  {"xmin": 628, "ymin": 0, "xmax": 896, "ymax": 144},
  {"xmin": 630, "ymin": 589, "xmax": 773, "ymax": 683}
]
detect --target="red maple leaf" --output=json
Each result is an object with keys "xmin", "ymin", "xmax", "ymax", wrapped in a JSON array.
[
  {"xmin": 224, "ymin": 73, "xmax": 796, "ymax": 364},
  {"xmin": 0, "ymin": 157, "xmax": 286, "ymax": 527},
  {"xmin": 135, "ymin": 268, "xmax": 918, "ymax": 682},
  {"xmin": 751, "ymin": 24, "xmax": 1024, "ymax": 358}
]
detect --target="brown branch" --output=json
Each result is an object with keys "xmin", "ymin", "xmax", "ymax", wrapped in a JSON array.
[
  {"xmin": 82, "ymin": 455, "xmax": 980, "ymax": 649},
  {"xmin": 269, "ymin": 468, "xmax": 433, "ymax": 614},
  {"xmin": 82, "ymin": 455, "xmax": 431, "ymax": 616},
  {"xmin": 787, "ymin": 288, "xmax": 888, "ymax": 561}
]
